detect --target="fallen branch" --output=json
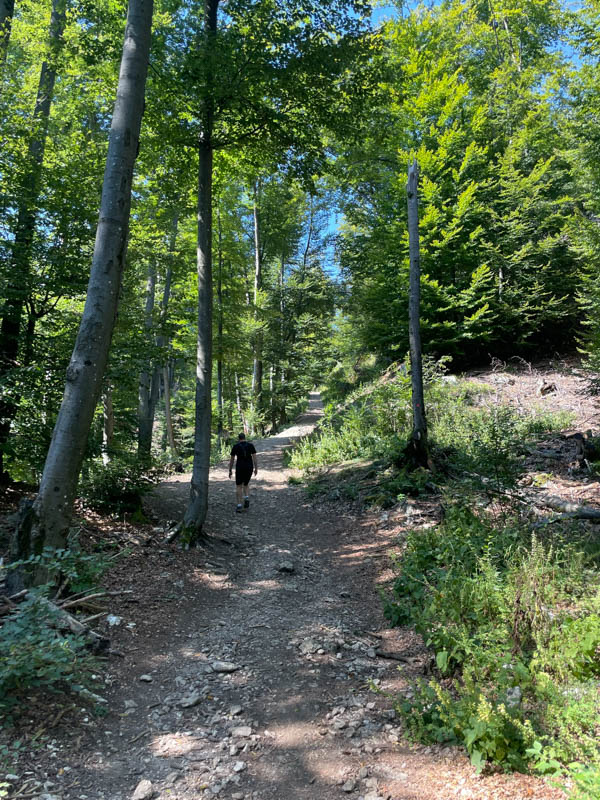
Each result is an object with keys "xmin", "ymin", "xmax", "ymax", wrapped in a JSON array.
[
  {"xmin": 59, "ymin": 592, "xmax": 107, "ymax": 610},
  {"xmin": 375, "ymin": 650, "xmax": 409, "ymax": 662},
  {"xmin": 528, "ymin": 494, "xmax": 600, "ymax": 522},
  {"xmin": 128, "ymin": 728, "xmax": 152, "ymax": 744},
  {"xmin": 38, "ymin": 598, "xmax": 109, "ymax": 653}
]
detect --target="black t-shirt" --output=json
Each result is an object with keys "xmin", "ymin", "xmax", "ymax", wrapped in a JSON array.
[{"xmin": 231, "ymin": 441, "xmax": 256, "ymax": 467}]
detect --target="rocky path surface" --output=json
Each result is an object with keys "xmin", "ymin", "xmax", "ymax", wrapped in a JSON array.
[{"xmin": 23, "ymin": 392, "xmax": 562, "ymax": 800}]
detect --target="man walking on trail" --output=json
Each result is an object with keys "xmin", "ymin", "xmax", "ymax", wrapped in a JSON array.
[{"xmin": 228, "ymin": 433, "xmax": 258, "ymax": 513}]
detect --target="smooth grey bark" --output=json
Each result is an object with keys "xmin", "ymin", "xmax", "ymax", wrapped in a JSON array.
[
  {"xmin": 163, "ymin": 365, "xmax": 177, "ymax": 455},
  {"xmin": 158, "ymin": 260, "xmax": 175, "ymax": 455},
  {"xmin": 102, "ymin": 385, "xmax": 115, "ymax": 466},
  {"xmin": 137, "ymin": 263, "xmax": 157, "ymax": 460},
  {"xmin": 406, "ymin": 158, "xmax": 428, "ymax": 468},
  {"xmin": 216, "ymin": 209, "xmax": 224, "ymax": 447},
  {"xmin": 182, "ymin": 0, "xmax": 219, "ymax": 541},
  {"xmin": 8, "ymin": 0, "xmax": 154, "ymax": 588},
  {"xmin": 251, "ymin": 182, "xmax": 263, "ymax": 417},
  {"xmin": 152, "ymin": 213, "xmax": 178, "ymax": 457},
  {"xmin": 0, "ymin": 0, "xmax": 67, "ymax": 479},
  {"xmin": 0, "ymin": 0, "xmax": 15, "ymax": 65},
  {"xmin": 234, "ymin": 371, "xmax": 245, "ymax": 433}
]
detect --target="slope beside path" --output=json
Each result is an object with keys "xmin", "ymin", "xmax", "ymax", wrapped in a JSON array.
[{"xmin": 10, "ymin": 392, "xmax": 562, "ymax": 800}]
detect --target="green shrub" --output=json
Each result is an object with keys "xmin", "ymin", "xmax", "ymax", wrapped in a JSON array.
[
  {"xmin": 388, "ymin": 506, "xmax": 600, "ymax": 772},
  {"xmin": 79, "ymin": 455, "xmax": 158, "ymax": 513},
  {"xmin": 568, "ymin": 764, "xmax": 600, "ymax": 800},
  {"xmin": 0, "ymin": 591, "xmax": 99, "ymax": 714}
]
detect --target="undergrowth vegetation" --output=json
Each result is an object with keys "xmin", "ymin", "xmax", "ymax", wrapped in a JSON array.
[
  {"xmin": 0, "ymin": 545, "xmax": 111, "ymax": 721},
  {"xmin": 388, "ymin": 507, "xmax": 600, "ymax": 776},
  {"xmin": 292, "ymin": 360, "xmax": 600, "ymax": 786}
]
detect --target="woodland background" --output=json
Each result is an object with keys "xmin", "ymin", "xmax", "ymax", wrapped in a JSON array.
[{"xmin": 3, "ymin": 0, "xmax": 600, "ymax": 503}]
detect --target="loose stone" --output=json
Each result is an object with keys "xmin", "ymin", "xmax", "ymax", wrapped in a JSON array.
[
  {"xmin": 131, "ymin": 779, "xmax": 153, "ymax": 800},
  {"xmin": 212, "ymin": 661, "xmax": 241, "ymax": 673},
  {"xmin": 277, "ymin": 561, "xmax": 295, "ymax": 573},
  {"xmin": 231, "ymin": 726, "xmax": 252, "ymax": 738},
  {"xmin": 180, "ymin": 691, "xmax": 203, "ymax": 708}
]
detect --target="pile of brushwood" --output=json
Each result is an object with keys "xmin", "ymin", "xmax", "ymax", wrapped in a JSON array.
[{"xmin": 0, "ymin": 544, "xmax": 122, "ymax": 717}]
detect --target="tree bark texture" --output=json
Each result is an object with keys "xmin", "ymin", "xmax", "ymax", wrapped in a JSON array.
[
  {"xmin": 0, "ymin": 0, "xmax": 67, "ymax": 479},
  {"xmin": 216, "ymin": 210, "xmax": 224, "ymax": 446},
  {"xmin": 406, "ymin": 158, "xmax": 428, "ymax": 468},
  {"xmin": 163, "ymin": 365, "xmax": 177, "ymax": 456},
  {"xmin": 251, "ymin": 182, "xmax": 263, "ymax": 415},
  {"xmin": 137, "ymin": 263, "xmax": 157, "ymax": 460},
  {"xmin": 102, "ymin": 385, "xmax": 115, "ymax": 466},
  {"xmin": 0, "ymin": 0, "xmax": 15, "ymax": 65},
  {"xmin": 8, "ymin": 0, "xmax": 154, "ymax": 588},
  {"xmin": 152, "ymin": 213, "xmax": 177, "ymax": 455},
  {"xmin": 182, "ymin": 0, "xmax": 219, "ymax": 541}
]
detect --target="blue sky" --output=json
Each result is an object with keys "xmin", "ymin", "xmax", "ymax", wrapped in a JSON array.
[{"xmin": 371, "ymin": 3, "xmax": 399, "ymax": 26}]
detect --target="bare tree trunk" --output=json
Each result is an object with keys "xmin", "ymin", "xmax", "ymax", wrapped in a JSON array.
[
  {"xmin": 216, "ymin": 209, "xmax": 224, "ymax": 449},
  {"xmin": 139, "ymin": 211, "xmax": 177, "ymax": 460},
  {"xmin": 8, "ymin": 0, "xmax": 154, "ymax": 590},
  {"xmin": 163, "ymin": 366, "xmax": 177, "ymax": 456},
  {"xmin": 251, "ymin": 181, "xmax": 263, "ymax": 419},
  {"xmin": 406, "ymin": 158, "xmax": 428, "ymax": 468},
  {"xmin": 234, "ymin": 371, "xmax": 246, "ymax": 433},
  {"xmin": 0, "ymin": 0, "xmax": 67, "ymax": 480},
  {"xmin": 0, "ymin": 0, "xmax": 15, "ymax": 65},
  {"xmin": 226, "ymin": 370, "xmax": 233, "ymax": 431},
  {"xmin": 182, "ymin": 0, "xmax": 218, "ymax": 542},
  {"xmin": 102, "ymin": 385, "xmax": 115, "ymax": 466},
  {"xmin": 137, "ymin": 263, "xmax": 157, "ymax": 460}
]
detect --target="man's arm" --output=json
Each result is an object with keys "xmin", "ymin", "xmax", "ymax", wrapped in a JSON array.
[
  {"xmin": 228, "ymin": 453, "xmax": 235, "ymax": 477},
  {"xmin": 252, "ymin": 453, "xmax": 258, "ymax": 475}
]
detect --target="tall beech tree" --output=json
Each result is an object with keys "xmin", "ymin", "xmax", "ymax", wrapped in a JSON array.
[
  {"xmin": 9, "ymin": 0, "xmax": 154, "ymax": 588},
  {"xmin": 155, "ymin": 0, "xmax": 373, "ymax": 541}
]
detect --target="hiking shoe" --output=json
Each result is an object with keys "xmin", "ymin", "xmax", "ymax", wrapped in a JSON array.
[
  {"xmin": 236, "ymin": 504, "xmax": 243, "ymax": 513},
  {"xmin": 244, "ymin": 497, "xmax": 250, "ymax": 509}
]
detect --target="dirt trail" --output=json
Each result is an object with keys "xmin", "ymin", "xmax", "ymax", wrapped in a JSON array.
[{"xmin": 13, "ymin": 392, "xmax": 563, "ymax": 800}]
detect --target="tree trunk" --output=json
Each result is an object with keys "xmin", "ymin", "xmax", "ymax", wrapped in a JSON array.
[
  {"xmin": 163, "ymin": 365, "xmax": 177, "ymax": 456},
  {"xmin": 251, "ymin": 181, "xmax": 263, "ymax": 418},
  {"xmin": 182, "ymin": 0, "xmax": 218, "ymax": 542},
  {"xmin": 0, "ymin": 0, "xmax": 15, "ymax": 65},
  {"xmin": 234, "ymin": 371, "xmax": 246, "ymax": 433},
  {"xmin": 137, "ymin": 263, "xmax": 157, "ymax": 460},
  {"xmin": 0, "ymin": 0, "xmax": 67, "ymax": 480},
  {"xmin": 8, "ymin": 0, "xmax": 154, "ymax": 591},
  {"xmin": 216, "ymin": 210, "xmax": 224, "ymax": 449},
  {"xmin": 154, "ymin": 213, "xmax": 177, "ymax": 454},
  {"xmin": 406, "ymin": 158, "xmax": 428, "ymax": 468},
  {"xmin": 102, "ymin": 385, "xmax": 115, "ymax": 466}
]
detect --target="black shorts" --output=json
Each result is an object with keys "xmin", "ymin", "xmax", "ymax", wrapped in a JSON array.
[{"xmin": 235, "ymin": 466, "xmax": 253, "ymax": 486}]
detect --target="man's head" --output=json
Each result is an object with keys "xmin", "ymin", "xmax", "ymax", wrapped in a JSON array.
[{"xmin": 238, "ymin": 432, "xmax": 246, "ymax": 440}]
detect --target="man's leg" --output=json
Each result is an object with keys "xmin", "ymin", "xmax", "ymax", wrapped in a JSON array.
[
  {"xmin": 243, "ymin": 483, "xmax": 250, "ymax": 508},
  {"xmin": 235, "ymin": 479, "xmax": 243, "ymax": 511}
]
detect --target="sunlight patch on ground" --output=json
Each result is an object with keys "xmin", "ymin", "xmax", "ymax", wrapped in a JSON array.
[
  {"xmin": 151, "ymin": 732, "xmax": 202, "ymax": 758},
  {"xmin": 240, "ymin": 579, "xmax": 281, "ymax": 594}
]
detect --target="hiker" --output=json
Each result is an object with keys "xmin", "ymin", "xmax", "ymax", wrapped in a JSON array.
[{"xmin": 228, "ymin": 432, "xmax": 258, "ymax": 513}]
